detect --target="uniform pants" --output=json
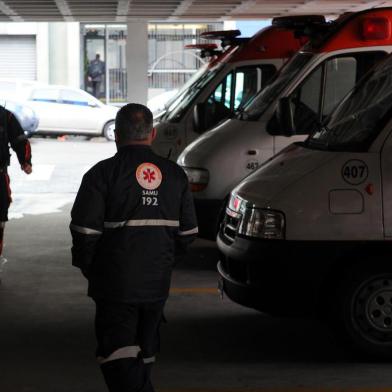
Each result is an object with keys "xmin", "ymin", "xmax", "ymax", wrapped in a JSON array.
[
  {"xmin": 92, "ymin": 81, "xmax": 101, "ymax": 98},
  {"xmin": 94, "ymin": 299, "xmax": 165, "ymax": 392},
  {"xmin": 0, "ymin": 173, "xmax": 11, "ymax": 256}
]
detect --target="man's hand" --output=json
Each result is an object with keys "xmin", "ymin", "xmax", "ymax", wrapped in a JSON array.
[{"xmin": 21, "ymin": 164, "xmax": 32, "ymax": 175}]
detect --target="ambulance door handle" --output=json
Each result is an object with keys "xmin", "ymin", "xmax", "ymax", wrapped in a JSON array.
[{"xmin": 247, "ymin": 150, "xmax": 257, "ymax": 155}]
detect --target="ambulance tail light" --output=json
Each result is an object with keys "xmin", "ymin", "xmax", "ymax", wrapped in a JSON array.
[
  {"xmin": 362, "ymin": 17, "xmax": 391, "ymax": 41},
  {"xmin": 182, "ymin": 167, "xmax": 209, "ymax": 192}
]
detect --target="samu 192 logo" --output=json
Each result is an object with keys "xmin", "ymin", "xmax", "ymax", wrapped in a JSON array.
[
  {"xmin": 341, "ymin": 160, "xmax": 369, "ymax": 185},
  {"xmin": 136, "ymin": 162, "xmax": 162, "ymax": 190}
]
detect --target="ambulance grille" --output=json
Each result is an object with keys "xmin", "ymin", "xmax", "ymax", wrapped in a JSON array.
[{"xmin": 222, "ymin": 208, "xmax": 241, "ymax": 243}]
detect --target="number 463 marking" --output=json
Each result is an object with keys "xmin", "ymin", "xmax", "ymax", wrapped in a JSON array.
[{"xmin": 342, "ymin": 160, "xmax": 369, "ymax": 185}]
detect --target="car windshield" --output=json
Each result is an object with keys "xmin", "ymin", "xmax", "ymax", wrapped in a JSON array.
[
  {"xmin": 240, "ymin": 52, "xmax": 314, "ymax": 120},
  {"xmin": 308, "ymin": 55, "xmax": 392, "ymax": 151},
  {"xmin": 163, "ymin": 62, "xmax": 224, "ymax": 122}
]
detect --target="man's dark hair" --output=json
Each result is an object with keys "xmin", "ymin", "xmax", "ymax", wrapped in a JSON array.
[{"xmin": 115, "ymin": 103, "xmax": 153, "ymax": 142}]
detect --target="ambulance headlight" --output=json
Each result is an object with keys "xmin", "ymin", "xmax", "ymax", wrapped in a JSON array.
[
  {"xmin": 238, "ymin": 208, "xmax": 285, "ymax": 239},
  {"xmin": 182, "ymin": 167, "xmax": 209, "ymax": 192}
]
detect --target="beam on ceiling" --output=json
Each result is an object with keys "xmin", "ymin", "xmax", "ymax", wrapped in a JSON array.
[
  {"xmin": 54, "ymin": 0, "xmax": 74, "ymax": 22},
  {"xmin": 170, "ymin": 0, "xmax": 194, "ymax": 20},
  {"xmin": 116, "ymin": 0, "xmax": 132, "ymax": 22},
  {"xmin": 0, "ymin": 0, "xmax": 23, "ymax": 22}
]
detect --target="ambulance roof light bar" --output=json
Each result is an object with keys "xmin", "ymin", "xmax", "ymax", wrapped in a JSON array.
[
  {"xmin": 272, "ymin": 15, "xmax": 332, "ymax": 43},
  {"xmin": 272, "ymin": 15, "xmax": 326, "ymax": 29},
  {"xmin": 184, "ymin": 43, "xmax": 221, "ymax": 58},
  {"xmin": 200, "ymin": 29, "xmax": 250, "ymax": 48}
]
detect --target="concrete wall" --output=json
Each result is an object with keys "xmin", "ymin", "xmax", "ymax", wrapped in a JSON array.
[{"xmin": 0, "ymin": 21, "xmax": 80, "ymax": 88}]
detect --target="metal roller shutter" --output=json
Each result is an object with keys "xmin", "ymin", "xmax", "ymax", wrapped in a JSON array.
[{"xmin": 0, "ymin": 35, "xmax": 36, "ymax": 80}]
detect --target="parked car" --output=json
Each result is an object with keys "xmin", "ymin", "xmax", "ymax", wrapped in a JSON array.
[
  {"xmin": 24, "ymin": 85, "xmax": 118, "ymax": 141},
  {"xmin": 0, "ymin": 99, "xmax": 39, "ymax": 137}
]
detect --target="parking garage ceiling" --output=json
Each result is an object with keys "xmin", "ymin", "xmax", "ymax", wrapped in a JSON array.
[{"xmin": 1, "ymin": 0, "xmax": 392, "ymax": 22}]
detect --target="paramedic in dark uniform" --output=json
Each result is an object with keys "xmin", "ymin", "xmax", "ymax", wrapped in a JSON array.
[
  {"xmin": 0, "ymin": 107, "xmax": 32, "ymax": 259},
  {"xmin": 70, "ymin": 103, "xmax": 197, "ymax": 392}
]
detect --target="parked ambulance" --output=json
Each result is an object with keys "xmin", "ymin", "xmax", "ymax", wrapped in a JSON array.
[
  {"xmin": 217, "ymin": 35, "xmax": 392, "ymax": 359},
  {"xmin": 152, "ymin": 22, "xmax": 308, "ymax": 160},
  {"xmin": 178, "ymin": 8, "xmax": 392, "ymax": 239}
]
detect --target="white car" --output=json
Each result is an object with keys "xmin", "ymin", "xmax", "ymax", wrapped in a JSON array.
[{"xmin": 25, "ymin": 85, "xmax": 118, "ymax": 141}]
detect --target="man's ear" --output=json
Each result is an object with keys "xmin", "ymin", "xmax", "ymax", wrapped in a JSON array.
[{"xmin": 151, "ymin": 127, "xmax": 157, "ymax": 142}]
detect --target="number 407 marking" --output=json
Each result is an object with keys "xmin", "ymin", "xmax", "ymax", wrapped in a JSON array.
[{"xmin": 342, "ymin": 160, "xmax": 369, "ymax": 185}]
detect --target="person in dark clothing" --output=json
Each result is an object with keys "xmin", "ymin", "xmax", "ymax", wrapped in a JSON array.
[
  {"xmin": 0, "ymin": 106, "xmax": 32, "ymax": 260},
  {"xmin": 70, "ymin": 103, "xmax": 197, "ymax": 392},
  {"xmin": 87, "ymin": 53, "xmax": 105, "ymax": 98}
]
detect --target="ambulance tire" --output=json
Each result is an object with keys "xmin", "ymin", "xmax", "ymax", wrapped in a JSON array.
[
  {"xmin": 103, "ymin": 120, "xmax": 115, "ymax": 141},
  {"xmin": 336, "ymin": 267, "xmax": 392, "ymax": 360}
]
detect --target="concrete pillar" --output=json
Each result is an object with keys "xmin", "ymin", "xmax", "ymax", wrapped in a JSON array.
[
  {"xmin": 48, "ymin": 23, "xmax": 68, "ymax": 85},
  {"xmin": 36, "ymin": 23, "xmax": 50, "ymax": 84},
  {"xmin": 126, "ymin": 21, "xmax": 148, "ymax": 105},
  {"xmin": 66, "ymin": 22, "xmax": 80, "ymax": 88},
  {"xmin": 48, "ymin": 22, "xmax": 80, "ymax": 87}
]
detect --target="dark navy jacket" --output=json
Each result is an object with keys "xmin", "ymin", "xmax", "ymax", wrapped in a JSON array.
[
  {"xmin": 0, "ymin": 107, "xmax": 32, "ymax": 169},
  {"xmin": 70, "ymin": 145, "xmax": 197, "ymax": 303}
]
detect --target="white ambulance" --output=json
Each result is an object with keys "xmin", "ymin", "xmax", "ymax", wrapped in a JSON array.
[
  {"xmin": 152, "ymin": 22, "xmax": 308, "ymax": 160},
  {"xmin": 217, "ymin": 39, "xmax": 392, "ymax": 359},
  {"xmin": 178, "ymin": 8, "xmax": 392, "ymax": 240}
]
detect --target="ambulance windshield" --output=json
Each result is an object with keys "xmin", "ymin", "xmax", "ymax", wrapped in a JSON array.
[
  {"xmin": 308, "ymin": 56, "xmax": 392, "ymax": 151},
  {"xmin": 163, "ymin": 62, "xmax": 224, "ymax": 122},
  {"xmin": 241, "ymin": 52, "xmax": 313, "ymax": 120},
  {"xmin": 160, "ymin": 64, "xmax": 208, "ymax": 115}
]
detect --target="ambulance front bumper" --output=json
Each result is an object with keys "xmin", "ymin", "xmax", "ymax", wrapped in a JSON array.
[{"xmin": 217, "ymin": 233, "xmax": 329, "ymax": 317}]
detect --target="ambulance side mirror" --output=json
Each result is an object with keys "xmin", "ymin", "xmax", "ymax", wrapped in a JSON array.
[
  {"xmin": 277, "ymin": 97, "xmax": 296, "ymax": 137},
  {"xmin": 193, "ymin": 103, "xmax": 208, "ymax": 134}
]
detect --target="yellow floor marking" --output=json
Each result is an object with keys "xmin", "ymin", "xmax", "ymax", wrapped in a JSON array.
[{"xmin": 170, "ymin": 287, "xmax": 218, "ymax": 294}]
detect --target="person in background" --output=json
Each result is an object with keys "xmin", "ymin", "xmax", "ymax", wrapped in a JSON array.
[
  {"xmin": 70, "ymin": 103, "xmax": 197, "ymax": 392},
  {"xmin": 0, "ymin": 107, "xmax": 32, "ymax": 269},
  {"xmin": 88, "ymin": 53, "xmax": 105, "ymax": 98}
]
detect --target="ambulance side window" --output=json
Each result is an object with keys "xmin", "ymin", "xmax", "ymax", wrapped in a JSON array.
[
  {"xmin": 233, "ymin": 65, "xmax": 276, "ymax": 110},
  {"xmin": 267, "ymin": 51, "xmax": 387, "ymax": 136},
  {"xmin": 210, "ymin": 72, "xmax": 233, "ymax": 109},
  {"xmin": 322, "ymin": 57, "xmax": 357, "ymax": 117},
  {"xmin": 322, "ymin": 52, "xmax": 386, "ymax": 118},
  {"xmin": 288, "ymin": 65, "xmax": 323, "ymax": 135}
]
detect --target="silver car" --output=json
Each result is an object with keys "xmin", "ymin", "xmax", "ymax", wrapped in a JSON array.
[{"xmin": 26, "ymin": 85, "xmax": 118, "ymax": 141}]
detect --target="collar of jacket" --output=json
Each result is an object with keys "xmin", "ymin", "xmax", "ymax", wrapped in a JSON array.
[{"xmin": 117, "ymin": 144, "xmax": 152, "ymax": 153}]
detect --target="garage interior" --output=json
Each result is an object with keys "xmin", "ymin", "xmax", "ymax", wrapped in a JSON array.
[{"xmin": 2, "ymin": 1, "xmax": 392, "ymax": 392}]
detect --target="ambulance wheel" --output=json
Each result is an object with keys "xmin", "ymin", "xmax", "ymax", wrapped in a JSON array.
[
  {"xmin": 338, "ymin": 269, "xmax": 392, "ymax": 360},
  {"xmin": 103, "ymin": 121, "xmax": 115, "ymax": 141}
]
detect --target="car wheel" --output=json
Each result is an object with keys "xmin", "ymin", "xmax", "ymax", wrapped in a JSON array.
[
  {"xmin": 103, "ymin": 121, "xmax": 115, "ymax": 141},
  {"xmin": 337, "ymin": 269, "xmax": 392, "ymax": 359}
]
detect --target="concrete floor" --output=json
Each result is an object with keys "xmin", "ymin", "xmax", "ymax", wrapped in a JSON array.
[{"xmin": 1, "ymin": 138, "xmax": 392, "ymax": 392}]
